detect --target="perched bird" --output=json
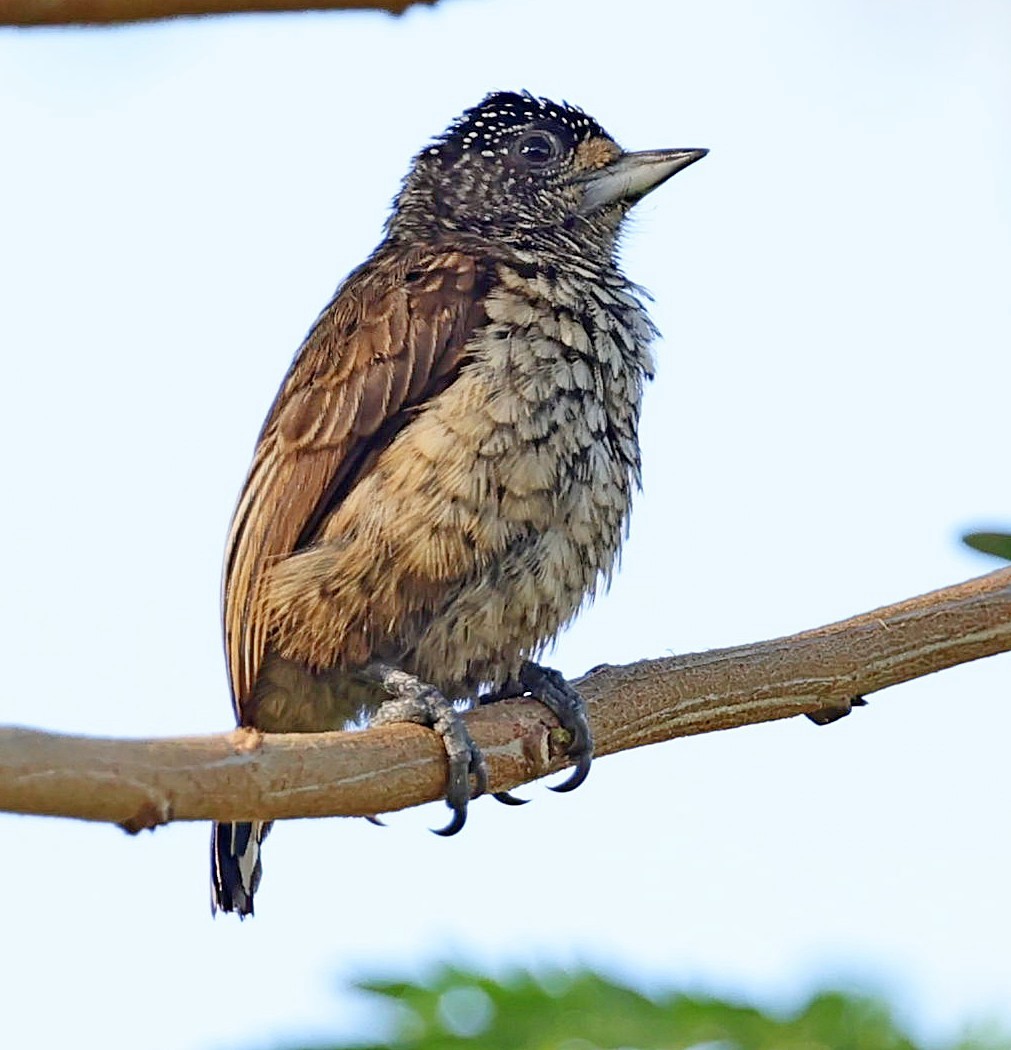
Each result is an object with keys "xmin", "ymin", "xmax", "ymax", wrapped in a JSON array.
[{"xmin": 212, "ymin": 90, "xmax": 706, "ymax": 916}]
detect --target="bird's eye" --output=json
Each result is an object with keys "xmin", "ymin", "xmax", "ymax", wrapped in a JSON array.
[{"xmin": 514, "ymin": 130, "xmax": 561, "ymax": 167}]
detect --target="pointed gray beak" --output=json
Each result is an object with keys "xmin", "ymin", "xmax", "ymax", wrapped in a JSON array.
[{"xmin": 577, "ymin": 147, "xmax": 708, "ymax": 214}]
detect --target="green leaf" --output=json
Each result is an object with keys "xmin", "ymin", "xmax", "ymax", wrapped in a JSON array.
[{"xmin": 963, "ymin": 531, "xmax": 1011, "ymax": 562}]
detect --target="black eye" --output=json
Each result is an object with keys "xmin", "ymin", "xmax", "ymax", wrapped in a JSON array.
[{"xmin": 514, "ymin": 130, "xmax": 561, "ymax": 167}]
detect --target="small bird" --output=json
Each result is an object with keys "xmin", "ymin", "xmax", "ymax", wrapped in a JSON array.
[{"xmin": 212, "ymin": 90, "xmax": 706, "ymax": 915}]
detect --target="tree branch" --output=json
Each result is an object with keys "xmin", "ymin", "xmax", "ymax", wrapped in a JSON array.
[
  {"xmin": 3, "ymin": 0, "xmax": 431, "ymax": 27},
  {"xmin": 2, "ymin": 567, "xmax": 1009, "ymax": 832}
]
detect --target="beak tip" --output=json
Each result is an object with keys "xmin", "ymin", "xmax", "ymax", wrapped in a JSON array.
[{"xmin": 577, "ymin": 144, "xmax": 709, "ymax": 213}]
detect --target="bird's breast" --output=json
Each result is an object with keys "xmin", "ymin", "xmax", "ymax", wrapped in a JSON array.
[
  {"xmin": 382, "ymin": 265, "xmax": 656, "ymax": 687},
  {"xmin": 264, "ymin": 263, "xmax": 657, "ymax": 695}
]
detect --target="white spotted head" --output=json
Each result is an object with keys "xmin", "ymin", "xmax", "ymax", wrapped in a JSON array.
[
  {"xmin": 388, "ymin": 91, "xmax": 706, "ymax": 258},
  {"xmin": 425, "ymin": 91, "xmax": 610, "ymax": 168}
]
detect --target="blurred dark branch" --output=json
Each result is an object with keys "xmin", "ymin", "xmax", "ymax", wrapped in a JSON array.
[
  {"xmin": 1, "ymin": 568, "xmax": 1009, "ymax": 831},
  {"xmin": 3, "ymin": 0, "xmax": 431, "ymax": 27}
]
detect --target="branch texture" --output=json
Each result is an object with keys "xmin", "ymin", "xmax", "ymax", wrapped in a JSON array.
[
  {"xmin": 3, "ymin": 0, "xmax": 431, "ymax": 26},
  {"xmin": 2, "ymin": 568, "xmax": 1009, "ymax": 831}
]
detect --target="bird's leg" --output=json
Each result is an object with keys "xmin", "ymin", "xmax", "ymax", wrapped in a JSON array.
[
  {"xmin": 518, "ymin": 661, "xmax": 594, "ymax": 792},
  {"xmin": 365, "ymin": 662, "xmax": 487, "ymax": 836}
]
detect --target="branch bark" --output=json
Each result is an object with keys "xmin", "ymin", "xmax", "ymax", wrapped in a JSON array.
[
  {"xmin": 3, "ymin": 0, "xmax": 430, "ymax": 26},
  {"xmin": 2, "ymin": 567, "xmax": 1009, "ymax": 832}
]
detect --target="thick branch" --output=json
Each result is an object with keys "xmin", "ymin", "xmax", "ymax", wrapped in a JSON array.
[
  {"xmin": 2, "ymin": 568, "xmax": 1009, "ymax": 831},
  {"xmin": 3, "ymin": 0, "xmax": 430, "ymax": 26}
]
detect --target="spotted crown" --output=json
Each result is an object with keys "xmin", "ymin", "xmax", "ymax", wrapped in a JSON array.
[{"xmin": 426, "ymin": 91, "xmax": 610, "ymax": 167}]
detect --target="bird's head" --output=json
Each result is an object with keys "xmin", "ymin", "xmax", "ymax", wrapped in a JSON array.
[{"xmin": 388, "ymin": 91, "xmax": 706, "ymax": 257}]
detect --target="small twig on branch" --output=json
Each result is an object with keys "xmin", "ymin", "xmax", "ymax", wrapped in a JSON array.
[
  {"xmin": 3, "ymin": 0, "xmax": 431, "ymax": 27},
  {"xmin": 1, "ymin": 567, "xmax": 1009, "ymax": 832}
]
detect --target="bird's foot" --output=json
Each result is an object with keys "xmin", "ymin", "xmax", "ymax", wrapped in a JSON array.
[
  {"xmin": 519, "ymin": 661, "xmax": 594, "ymax": 792},
  {"xmin": 366, "ymin": 662, "xmax": 487, "ymax": 836},
  {"xmin": 479, "ymin": 663, "xmax": 594, "ymax": 799}
]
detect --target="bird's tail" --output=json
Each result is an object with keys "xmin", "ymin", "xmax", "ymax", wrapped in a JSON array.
[{"xmin": 211, "ymin": 820, "xmax": 271, "ymax": 917}]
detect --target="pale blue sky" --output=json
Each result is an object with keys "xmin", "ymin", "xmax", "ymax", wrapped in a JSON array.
[{"xmin": 1, "ymin": 2, "xmax": 1010, "ymax": 1048}]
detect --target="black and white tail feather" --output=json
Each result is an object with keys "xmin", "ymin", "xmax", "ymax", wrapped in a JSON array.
[{"xmin": 211, "ymin": 820, "xmax": 271, "ymax": 917}]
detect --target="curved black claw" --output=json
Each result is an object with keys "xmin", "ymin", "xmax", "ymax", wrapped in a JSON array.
[
  {"xmin": 432, "ymin": 805, "xmax": 468, "ymax": 837},
  {"xmin": 365, "ymin": 815, "xmax": 386, "ymax": 827},
  {"xmin": 518, "ymin": 661, "xmax": 594, "ymax": 791},
  {"xmin": 549, "ymin": 750, "xmax": 591, "ymax": 793},
  {"xmin": 493, "ymin": 790, "xmax": 529, "ymax": 806},
  {"xmin": 366, "ymin": 662, "xmax": 487, "ymax": 837}
]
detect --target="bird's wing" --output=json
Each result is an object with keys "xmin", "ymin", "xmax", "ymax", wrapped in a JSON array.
[{"xmin": 223, "ymin": 246, "xmax": 490, "ymax": 713}]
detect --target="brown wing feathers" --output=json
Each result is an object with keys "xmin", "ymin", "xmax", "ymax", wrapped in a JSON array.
[{"xmin": 222, "ymin": 248, "xmax": 487, "ymax": 714}]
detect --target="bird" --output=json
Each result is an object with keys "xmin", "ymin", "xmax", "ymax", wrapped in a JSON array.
[{"xmin": 212, "ymin": 90, "xmax": 707, "ymax": 916}]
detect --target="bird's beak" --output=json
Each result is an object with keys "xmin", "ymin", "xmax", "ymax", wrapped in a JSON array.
[{"xmin": 577, "ymin": 147, "xmax": 708, "ymax": 214}]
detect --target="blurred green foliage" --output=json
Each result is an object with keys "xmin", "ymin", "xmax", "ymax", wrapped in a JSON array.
[
  {"xmin": 963, "ymin": 531, "xmax": 1011, "ymax": 563},
  {"xmin": 285, "ymin": 967, "xmax": 1010, "ymax": 1050}
]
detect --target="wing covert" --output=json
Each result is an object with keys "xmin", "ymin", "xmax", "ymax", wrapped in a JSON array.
[{"xmin": 222, "ymin": 247, "xmax": 489, "ymax": 713}]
